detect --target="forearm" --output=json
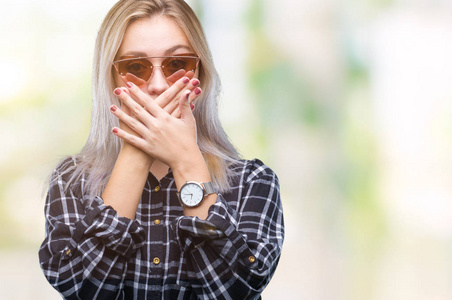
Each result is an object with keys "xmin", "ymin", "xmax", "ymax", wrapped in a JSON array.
[
  {"xmin": 171, "ymin": 150, "xmax": 216, "ymax": 220},
  {"xmin": 173, "ymin": 194, "xmax": 283, "ymax": 298},
  {"xmin": 40, "ymin": 178, "xmax": 146, "ymax": 299},
  {"xmin": 41, "ymin": 233, "xmax": 129, "ymax": 299},
  {"xmin": 102, "ymin": 143, "xmax": 153, "ymax": 219}
]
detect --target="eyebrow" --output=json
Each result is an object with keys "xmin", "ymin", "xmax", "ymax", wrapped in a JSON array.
[{"xmin": 118, "ymin": 45, "xmax": 194, "ymax": 59}]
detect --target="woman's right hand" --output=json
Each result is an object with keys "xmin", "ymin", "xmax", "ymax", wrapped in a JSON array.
[
  {"xmin": 118, "ymin": 70, "xmax": 197, "ymax": 118},
  {"xmin": 110, "ymin": 70, "xmax": 200, "ymax": 165},
  {"xmin": 115, "ymin": 71, "xmax": 200, "ymax": 156}
]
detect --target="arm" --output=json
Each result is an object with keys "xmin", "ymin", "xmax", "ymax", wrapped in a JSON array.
[
  {"xmin": 38, "ymin": 158, "xmax": 146, "ymax": 299},
  {"xmin": 110, "ymin": 79, "xmax": 213, "ymax": 219},
  {"xmin": 109, "ymin": 79, "xmax": 284, "ymax": 297},
  {"xmin": 102, "ymin": 144, "xmax": 153, "ymax": 219},
  {"xmin": 172, "ymin": 160, "xmax": 284, "ymax": 299},
  {"xmin": 103, "ymin": 74, "xmax": 199, "ymax": 219}
]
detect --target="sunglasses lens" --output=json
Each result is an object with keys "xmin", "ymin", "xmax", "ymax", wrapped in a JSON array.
[
  {"xmin": 162, "ymin": 57, "xmax": 198, "ymax": 78},
  {"xmin": 114, "ymin": 56, "xmax": 199, "ymax": 85},
  {"xmin": 115, "ymin": 58, "xmax": 152, "ymax": 85}
]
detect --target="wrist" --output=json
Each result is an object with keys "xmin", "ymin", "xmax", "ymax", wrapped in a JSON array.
[
  {"xmin": 171, "ymin": 150, "xmax": 211, "ymax": 190},
  {"xmin": 120, "ymin": 143, "xmax": 154, "ymax": 169}
]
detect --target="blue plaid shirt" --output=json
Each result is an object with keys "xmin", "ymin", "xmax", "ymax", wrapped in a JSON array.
[{"xmin": 39, "ymin": 157, "xmax": 284, "ymax": 299}]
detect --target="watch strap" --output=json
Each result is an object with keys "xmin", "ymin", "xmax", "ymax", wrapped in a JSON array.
[{"xmin": 201, "ymin": 182, "xmax": 216, "ymax": 196}]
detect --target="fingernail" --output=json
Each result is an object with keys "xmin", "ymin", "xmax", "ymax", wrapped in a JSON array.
[
  {"xmin": 186, "ymin": 92, "xmax": 190, "ymax": 99},
  {"xmin": 126, "ymin": 82, "xmax": 133, "ymax": 88},
  {"xmin": 194, "ymin": 87, "xmax": 201, "ymax": 95},
  {"xmin": 190, "ymin": 103, "xmax": 195, "ymax": 111},
  {"xmin": 182, "ymin": 77, "xmax": 190, "ymax": 84},
  {"xmin": 114, "ymin": 88, "xmax": 121, "ymax": 96},
  {"xmin": 110, "ymin": 105, "xmax": 117, "ymax": 112},
  {"xmin": 192, "ymin": 79, "xmax": 200, "ymax": 86},
  {"xmin": 112, "ymin": 128, "xmax": 119, "ymax": 134}
]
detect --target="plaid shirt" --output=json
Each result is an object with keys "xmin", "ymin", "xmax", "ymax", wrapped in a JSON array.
[{"xmin": 39, "ymin": 157, "xmax": 284, "ymax": 300}]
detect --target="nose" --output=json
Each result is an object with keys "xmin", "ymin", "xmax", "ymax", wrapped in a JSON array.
[{"xmin": 146, "ymin": 66, "xmax": 169, "ymax": 98}]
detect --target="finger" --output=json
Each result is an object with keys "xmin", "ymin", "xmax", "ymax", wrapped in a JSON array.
[
  {"xmin": 110, "ymin": 104, "xmax": 149, "ymax": 137},
  {"xmin": 179, "ymin": 89, "xmax": 196, "ymax": 123},
  {"xmin": 117, "ymin": 87, "xmax": 147, "ymax": 119},
  {"xmin": 166, "ymin": 69, "xmax": 187, "ymax": 84},
  {"xmin": 157, "ymin": 77, "xmax": 198, "ymax": 112},
  {"xmin": 171, "ymin": 87, "xmax": 201, "ymax": 117},
  {"xmin": 120, "ymin": 87, "xmax": 130, "ymax": 95},
  {"xmin": 124, "ymin": 73, "xmax": 147, "ymax": 87},
  {"xmin": 119, "ymin": 86, "xmax": 147, "ymax": 107},
  {"xmin": 185, "ymin": 71, "xmax": 195, "ymax": 80},
  {"xmin": 152, "ymin": 75, "xmax": 192, "ymax": 111},
  {"xmin": 119, "ymin": 85, "xmax": 149, "ymax": 109},
  {"xmin": 167, "ymin": 70, "xmax": 195, "ymax": 84},
  {"xmin": 114, "ymin": 88, "xmax": 155, "ymax": 126},
  {"xmin": 163, "ymin": 78, "xmax": 200, "ymax": 115},
  {"xmin": 121, "ymin": 83, "xmax": 162, "ymax": 117},
  {"xmin": 189, "ymin": 87, "xmax": 201, "ymax": 112},
  {"xmin": 115, "ymin": 87, "xmax": 132, "ymax": 115},
  {"xmin": 112, "ymin": 126, "xmax": 147, "ymax": 150}
]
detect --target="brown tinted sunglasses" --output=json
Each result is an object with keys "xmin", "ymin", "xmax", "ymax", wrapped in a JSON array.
[{"xmin": 113, "ymin": 53, "xmax": 200, "ymax": 86}]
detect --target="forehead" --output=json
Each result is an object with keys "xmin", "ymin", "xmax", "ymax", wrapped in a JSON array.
[{"xmin": 117, "ymin": 16, "xmax": 192, "ymax": 57}]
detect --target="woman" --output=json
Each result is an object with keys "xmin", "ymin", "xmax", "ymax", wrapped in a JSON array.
[{"xmin": 39, "ymin": 0, "xmax": 284, "ymax": 299}]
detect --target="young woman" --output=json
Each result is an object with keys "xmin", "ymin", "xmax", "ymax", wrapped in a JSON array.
[{"xmin": 39, "ymin": 0, "xmax": 284, "ymax": 299}]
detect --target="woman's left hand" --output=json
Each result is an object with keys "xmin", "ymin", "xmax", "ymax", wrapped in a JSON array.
[{"xmin": 110, "ymin": 82, "xmax": 202, "ymax": 169}]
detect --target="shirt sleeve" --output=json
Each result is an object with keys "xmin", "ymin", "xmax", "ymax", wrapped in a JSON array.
[
  {"xmin": 38, "ymin": 158, "xmax": 146, "ymax": 300},
  {"xmin": 171, "ymin": 159, "xmax": 284, "ymax": 300}
]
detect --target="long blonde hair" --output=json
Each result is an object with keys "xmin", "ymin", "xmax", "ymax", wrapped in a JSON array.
[{"xmin": 59, "ymin": 0, "xmax": 240, "ymax": 198}]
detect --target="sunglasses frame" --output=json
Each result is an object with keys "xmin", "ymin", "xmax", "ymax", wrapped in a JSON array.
[{"xmin": 112, "ymin": 54, "xmax": 200, "ymax": 83}]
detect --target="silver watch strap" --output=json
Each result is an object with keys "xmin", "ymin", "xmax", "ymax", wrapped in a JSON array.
[{"xmin": 202, "ymin": 182, "xmax": 216, "ymax": 196}]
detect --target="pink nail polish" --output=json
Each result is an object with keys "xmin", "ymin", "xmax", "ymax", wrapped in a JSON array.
[
  {"xmin": 192, "ymin": 79, "xmax": 200, "ymax": 86},
  {"xmin": 182, "ymin": 77, "xmax": 190, "ymax": 84},
  {"xmin": 112, "ymin": 128, "xmax": 119, "ymax": 134},
  {"xmin": 110, "ymin": 105, "xmax": 117, "ymax": 112},
  {"xmin": 194, "ymin": 87, "xmax": 201, "ymax": 95},
  {"xmin": 126, "ymin": 82, "xmax": 133, "ymax": 88},
  {"xmin": 190, "ymin": 103, "xmax": 195, "ymax": 110},
  {"xmin": 114, "ymin": 89, "xmax": 121, "ymax": 96}
]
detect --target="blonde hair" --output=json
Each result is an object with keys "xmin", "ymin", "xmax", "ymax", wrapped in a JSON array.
[{"xmin": 58, "ymin": 0, "xmax": 240, "ymax": 198}]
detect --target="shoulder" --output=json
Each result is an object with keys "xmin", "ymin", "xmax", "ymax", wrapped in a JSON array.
[
  {"xmin": 48, "ymin": 156, "xmax": 86, "ymax": 196},
  {"xmin": 55, "ymin": 156, "xmax": 78, "ymax": 171},
  {"xmin": 51, "ymin": 156, "xmax": 79, "ymax": 181},
  {"xmin": 46, "ymin": 156, "xmax": 94, "ymax": 204},
  {"xmin": 230, "ymin": 158, "xmax": 279, "ymax": 185}
]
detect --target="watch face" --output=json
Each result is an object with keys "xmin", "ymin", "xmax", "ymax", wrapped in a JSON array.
[{"xmin": 180, "ymin": 182, "xmax": 204, "ymax": 207}]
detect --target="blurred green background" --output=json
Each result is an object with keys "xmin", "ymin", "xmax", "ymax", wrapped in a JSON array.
[{"xmin": 1, "ymin": 0, "xmax": 452, "ymax": 299}]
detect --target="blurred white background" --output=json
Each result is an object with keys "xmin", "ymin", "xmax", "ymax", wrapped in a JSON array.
[{"xmin": 1, "ymin": 0, "xmax": 451, "ymax": 299}]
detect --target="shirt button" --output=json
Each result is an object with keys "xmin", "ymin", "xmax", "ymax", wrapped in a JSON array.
[
  {"xmin": 248, "ymin": 256, "xmax": 256, "ymax": 263},
  {"xmin": 154, "ymin": 219, "xmax": 161, "ymax": 225},
  {"xmin": 154, "ymin": 186, "xmax": 161, "ymax": 192},
  {"xmin": 64, "ymin": 248, "xmax": 73, "ymax": 258},
  {"xmin": 153, "ymin": 257, "xmax": 160, "ymax": 265}
]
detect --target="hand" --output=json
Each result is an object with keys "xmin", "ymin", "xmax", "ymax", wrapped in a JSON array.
[
  {"xmin": 110, "ymin": 78, "xmax": 203, "ymax": 168},
  {"xmin": 156, "ymin": 71, "xmax": 198, "ymax": 118},
  {"xmin": 114, "ymin": 71, "xmax": 198, "ymax": 158},
  {"xmin": 118, "ymin": 71, "xmax": 198, "ymax": 119}
]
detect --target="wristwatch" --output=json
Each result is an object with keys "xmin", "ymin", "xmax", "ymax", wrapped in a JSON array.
[{"xmin": 177, "ymin": 181, "xmax": 216, "ymax": 207}]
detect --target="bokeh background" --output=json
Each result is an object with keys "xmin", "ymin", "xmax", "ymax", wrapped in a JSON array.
[{"xmin": 1, "ymin": 0, "xmax": 451, "ymax": 299}]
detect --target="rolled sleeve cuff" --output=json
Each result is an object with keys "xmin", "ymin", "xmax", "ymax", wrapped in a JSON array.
[
  {"xmin": 65, "ymin": 196, "xmax": 145, "ymax": 259},
  {"xmin": 172, "ymin": 195, "xmax": 256, "ymax": 268}
]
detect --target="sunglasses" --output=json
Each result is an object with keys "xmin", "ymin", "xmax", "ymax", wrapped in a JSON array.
[{"xmin": 113, "ymin": 53, "xmax": 200, "ymax": 86}]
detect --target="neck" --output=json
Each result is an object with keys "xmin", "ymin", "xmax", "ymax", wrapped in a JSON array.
[{"xmin": 150, "ymin": 160, "xmax": 169, "ymax": 181}]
